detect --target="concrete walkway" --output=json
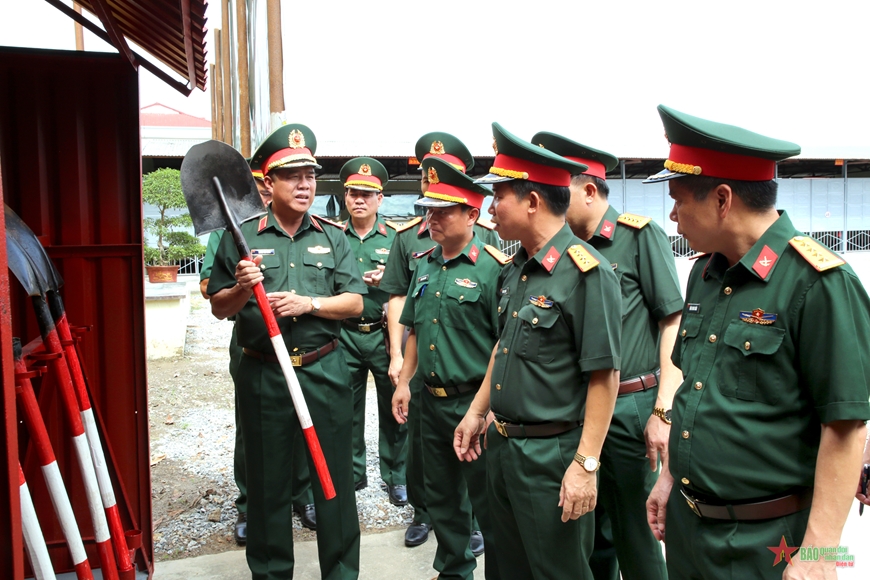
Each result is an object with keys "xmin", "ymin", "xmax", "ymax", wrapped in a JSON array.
[{"xmin": 153, "ymin": 529, "xmax": 486, "ymax": 580}]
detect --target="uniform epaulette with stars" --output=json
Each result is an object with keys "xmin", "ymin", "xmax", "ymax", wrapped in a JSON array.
[
  {"xmin": 788, "ymin": 235, "xmax": 846, "ymax": 272},
  {"xmin": 617, "ymin": 213, "xmax": 652, "ymax": 229},
  {"xmin": 395, "ymin": 216, "xmax": 422, "ymax": 233},
  {"xmin": 311, "ymin": 214, "xmax": 345, "ymax": 229},
  {"xmin": 483, "ymin": 245, "xmax": 511, "ymax": 265},
  {"xmin": 567, "ymin": 244, "xmax": 600, "ymax": 272},
  {"xmin": 412, "ymin": 246, "xmax": 436, "ymax": 259},
  {"xmin": 476, "ymin": 217, "xmax": 497, "ymax": 230}
]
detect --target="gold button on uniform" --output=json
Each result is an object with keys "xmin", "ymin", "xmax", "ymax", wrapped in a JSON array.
[
  {"xmin": 512, "ymin": 311, "xmax": 518, "ymax": 318},
  {"xmin": 681, "ymin": 477, "xmax": 690, "ymax": 485},
  {"xmin": 358, "ymin": 258, "xmax": 363, "ymax": 262},
  {"xmin": 442, "ymin": 266, "xmax": 447, "ymax": 271},
  {"xmin": 497, "ymin": 306, "xmax": 502, "ymax": 313},
  {"xmin": 681, "ymin": 329, "xmax": 687, "ymax": 337},
  {"xmin": 430, "ymin": 372, "xmax": 435, "ymax": 377},
  {"xmin": 430, "ymin": 344, "xmax": 435, "ymax": 351},
  {"xmin": 744, "ymin": 341, "xmax": 751, "ymax": 351},
  {"xmin": 532, "ymin": 318, "xmax": 539, "ymax": 325},
  {"xmin": 459, "ymin": 295, "xmax": 464, "ymax": 300},
  {"xmin": 433, "ymin": 319, "xmax": 438, "ymax": 324},
  {"xmin": 317, "ymin": 262, "xmax": 322, "ymax": 267},
  {"xmin": 290, "ymin": 263, "xmax": 295, "ymax": 268},
  {"xmin": 694, "ymin": 382, "xmax": 703, "ymax": 390},
  {"xmin": 724, "ymin": 287, "xmax": 732, "ymax": 295},
  {"xmin": 709, "ymin": 334, "xmax": 717, "ymax": 343},
  {"xmin": 435, "ymin": 291, "xmax": 441, "ymax": 297},
  {"xmin": 502, "ymin": 348, "xmax": 508, "ymax": 354},
  {"xmin": 495, "ymin": 384, "xmax": 501, "ymax": 390},
  {"xmin": 521, "ymin": 275, "xmax": 528, "ymax": 281},
  {"xmin": 682, "ymin": 430, "xmax": 690, "ymax": 439}
]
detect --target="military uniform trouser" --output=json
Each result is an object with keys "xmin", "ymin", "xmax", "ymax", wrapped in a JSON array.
[
  {"xmin": 665, "ymin": 484, "xmax": 810, "ymax": 580},
  {"xmin": 486, "ymin": 423, "xmax": 594, "ymax": 580},
  {"xmin": 422, "ymin": 388, "xmax": 499, "ymax": 580},
  {"xmin": 229, "ymin": 327, "xmax": 312, "ymax": 515},
  {"xmin": 340, "ymin": 326, "xmax": 407, "ymax": 487},
  {"xmin": 406, "ymin": 374, "xmax": 431, "ymax": 525},
  {"xmin": 237, "ymin": 347, "xmax": 360, "ymax": 580},
  {"xmin": 591, "ymin": 385, "xmax": 667, "ymax": 580}
]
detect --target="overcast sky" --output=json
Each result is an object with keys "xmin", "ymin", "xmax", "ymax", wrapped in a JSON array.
[{"xmin": 2, "ymin": 0, "xmax": 868, "ymax": 158}]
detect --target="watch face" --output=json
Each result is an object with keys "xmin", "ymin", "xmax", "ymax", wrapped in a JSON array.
[
  {"xmin": 664, "ymin": 409, "xmax": 672, "ymax": 422},
  {"xmin": 583, "ymin": 457, "xmax": 598, "ymax": 471}
]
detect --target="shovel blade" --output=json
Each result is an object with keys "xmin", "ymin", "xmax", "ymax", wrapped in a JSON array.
[
  {"xmin": 4, "ymin": 204, "xmax": 64, "ymax": 290},
  {"xmin": 180, "ymin": 140, "xmax": 264, "ymax": 236}
]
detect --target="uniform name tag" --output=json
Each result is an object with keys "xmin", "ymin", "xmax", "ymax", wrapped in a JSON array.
[
  {"xmin": 251, "ymin": 249, "xmax": 275, "ymax": 255},
  {"xmin": 611, "ymin": 263, "xmax": 618, "ymax": 270},
  {"xmin": 417, "ymin": 274, "xmax": 429, "ymax": 284},
  {"xmin": 687, "ymin": 303, "xmax": 701, "ymax": 313},
  {"xmin": 500, "ymin": 287, "xmax": 509, "ymax": 296},
  {"xmin": 308, "ymin": 246, "xmax": 331, "ymax": 254}
]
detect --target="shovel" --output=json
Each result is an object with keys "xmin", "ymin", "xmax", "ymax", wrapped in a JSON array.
[{"xmin": 180, "ymin": 140, "xmax": 335, "ymax": 499}]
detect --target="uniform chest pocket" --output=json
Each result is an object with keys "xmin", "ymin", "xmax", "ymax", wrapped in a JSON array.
[
  {"xmin": 516, "ymin": 304, "xmax": 559, "ymax": 363},
  {"xmin": 677, "ymin": 313, "xmax": 704, "ymax": 368},
  {"xmin": 442, "ymin": 285, "xmax": 481, "ymax": 330},
  {"xmin": 719, "ymin": 322, "xmax": 786, "ymax": 404},
  {"xmin": 497, "ymin": 293, "xmax": 511, "ymax": 332},
  {"xmin": 369, "ymin": 251, "xmax": 389, "ymax": 266},
  {"xmin": 302, "ymin": 253, "xmax": 335, "ymax": 295},
  {"xmin": 258, "ymin": 255, "xmax": 284, "ymax": 288}
]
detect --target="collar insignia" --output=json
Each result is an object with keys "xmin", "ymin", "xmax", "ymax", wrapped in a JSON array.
[
  {"xmin": 257, "ymin": 215, "xmax": 268, "ymax": 232},
  {"xmin": 430, "ymin": 141, "xmax": 444, "ymax": 155},
  {"xmin": 529, "ymin": 295, "xmax": 554, "ymax": 308},
  {"xmin": 455, "ymin": 278, "xmax": 478, "ymax": 288},
  {"xmin": 288, "ymin": 129, "xmax": 305, "ymax": 149},
  {"xmin": 469, "ymin": 244, "xmax": 479, "ymax": 263},
  {"xmin": 378, "ymin": 223, "xmax": 387, "ymax": 236},
  {"xmin": 600, "ymin": 220, "xmax": 615, "ymax": 240},
  {"xmin": 752, "ymin": 245, "xmax": 778, "ymax": 279},
  {"xmin": 739, "ymin": 308, "xmax": 777, "ymax": 325},
  {"xmin": 542, "ymin": 246, "xmax": 560, "ymax": 272},
  {"xmin": 307, "ymin": 245, "xmax": 331, "ymax": 254}
]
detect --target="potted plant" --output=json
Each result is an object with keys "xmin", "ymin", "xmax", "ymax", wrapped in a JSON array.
[{"xmin": 142, "ymin": 167, "xmax": 205, "ymax": 283}]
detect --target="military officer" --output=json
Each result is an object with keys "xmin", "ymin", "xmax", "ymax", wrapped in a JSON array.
[
  {"xmin": 380, "ymin": 132, "xmax": 492, "ymax": 551},
  {"xmin": 455, "ymin": 122, "xmax": 622, "ymax": 579},
  {"xmin": 207, "ymin": 124, "xmax": 365, "ymax": 580},
  {"xmin": 533, "ymin": 132, "xmax": 681, "ymax": 580},
  {"xmin": 200, "ymin": 163, "xmax": 316, "ymax": 542},
  {"xmin": 643, "ymin": 105, "xmax": 870, "ymax": 580},
  {"xmin": 392, "ymin": 157, "xmax": 506, "ymax": 580},
  {"xmin": 337, "ymin": 156, "xmax": 408, "ymax": 503}
]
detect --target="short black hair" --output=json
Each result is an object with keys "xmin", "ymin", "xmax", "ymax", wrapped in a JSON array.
[
  {"xmin": 510, "ymin": 180, "xmax": 571, "ymax": 215},
  {"xmin": 570, "ymin": 174, "xmax": 610, "ymax": 199},
  {"xmin": 681, "ymin": 176, "xmax": 777, "ymax": 211}
]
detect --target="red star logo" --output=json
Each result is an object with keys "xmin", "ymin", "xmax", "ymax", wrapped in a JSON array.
[{"xmin": 767, "ymin": 536, "xmax": 799, "ymax": 567}]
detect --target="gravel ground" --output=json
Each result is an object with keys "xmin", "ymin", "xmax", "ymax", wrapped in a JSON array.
[{"xmin": 149, "ymin": 291, "xmax": 413, "ymax": 561}]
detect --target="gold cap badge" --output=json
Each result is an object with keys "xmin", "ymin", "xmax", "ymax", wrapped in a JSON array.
[
  {"xmin": 428, "ymin": 167, "xmax": 439, "ymax": 184},
  {"xmin": 288, "ymin": 129, "xmax": 305, "ymax": 149},
  {"xmin": 359, "ymin": 163, "xmax": 371, "ymax": 176},
  {"xmin": 430, "ymin": 141, "xmax": 444, "ymax": 155},
  {"xmin": 492, "ymin": 137, "xmax": 498, "ymax": 155}
]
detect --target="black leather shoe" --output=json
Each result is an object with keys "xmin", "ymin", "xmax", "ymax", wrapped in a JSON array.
[
  {"xmin": 470, "ymin": 530, "xmax": 484, "ymax": 557},
  {"xmin": 234, "ymin": 512, "xmax": 247, "ymax": 546},
  {"xmin": 404, "ymin": 522, "xmax": 431, "ymax": 547},
  {"xmin": 354, "ymin": 476, "xmax": 368, "ymax": 491},
  {"xmin": 388, "ymin": 484, "xmax": 408, "ymax": 506},
  {"xmin": 293, "ymin": 503, "xmax": 317, "ymax": 531}
]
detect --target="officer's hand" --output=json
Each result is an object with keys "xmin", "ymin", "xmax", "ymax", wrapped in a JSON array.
[
  {"xmin": 266, "ymin": 292, "xmax": 314, "ymax": 318},
  {"xmin": 363, "ymin": 265, "xmax": 385, "ymax": 288},
  {"xmin": 392, "ymin": 382, "xmax": 411, "ymax": 424},
  {"xmin": 454, "ymin": 412, "xmax": 486, "ymax": 462},
  {"xmin": 857, "ymin": 440, "xmax": 869, "ymax": 505},
  {"xmin": 646, "ymin": 469, "xmax": 672, "ymax": 541},
  {"xmin": 559, "ymin": 462, "xmax": 597, "ymax": 522},
  {"xmin": 644, "ymin": 413, "xmax": 670, "ymax": 472},
  {"xmin": 235, "ymin": 256, "xmax": 264, "ymax": 290},
  {"xmin": 782, "ymin": 554, "xmax": 837, "ymax": 579},
  {"xmin": 388, "ymin": 354, "xmax": 403, "ymax": 388}
]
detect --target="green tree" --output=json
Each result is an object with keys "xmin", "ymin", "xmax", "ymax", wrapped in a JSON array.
[{"xmin": 142, "ymin": 168, "xmax": 205, "ymax": 265}]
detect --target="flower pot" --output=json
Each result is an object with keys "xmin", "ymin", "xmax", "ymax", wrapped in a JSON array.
[{"xmin": 146, "ymin": 264, "xmax": 180, "ymax": 283}]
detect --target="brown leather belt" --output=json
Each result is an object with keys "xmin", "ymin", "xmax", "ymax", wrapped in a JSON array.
[
  {"xmin": 492, "ymin": 418, "xmax": 581, "ymax": 438},
  {"xmin": 424, "ymin": 381, "xmax": 478, "ymax": 398},
  {"xmin": 242, "ymin": 339, "xmax": 338, "ymax": 367},
  {"xmin": 680, "ymin": 486, "xmax": 813, "ymax": 521},
  {"xmin": 618, "ymin": 369, "xmax": 660, "ymax": 395},
  {"xmin": 341, "ymin": 313, "xmax": 386, "ymax": 333}
]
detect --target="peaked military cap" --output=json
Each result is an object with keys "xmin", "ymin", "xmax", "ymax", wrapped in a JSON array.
[
  {"xmin": 248, "ymin": 157, "xmax": 264, "ymax": 181},
  {"xmin": 531, "ymin": 132, "xmax": 618, "ymax": 180},
  {"xmin": 475, "ymin": 123, "xmax": 588, "ymax": 187},
  {"xmin": 340, "ymin": 157, "xmax": 389, "ymax": 192},
  {"xmin": 417, "ymin": 158, "xmax": 488, "ymax": 209},
  {"xmin": 644, "ymin": 105, "xmax": 800, "ymax": 183},
  {"xmin": 415, "ymin": 132, "xmax": 475, "ymax": 173},
  {"xmin": 250, "ymin": 123, "xmax": 321, "ymax": 175}
]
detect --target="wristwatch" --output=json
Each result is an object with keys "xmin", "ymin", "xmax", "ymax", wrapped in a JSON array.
[
  {"xmin": 309, "ymin": 297, "xmax": 322, "ymax": 313},
  {"xmin": 573, "ymin": 453, "xmax": 600, "ymax": 473},
  {"xmin": 653, "ymin": 407, "xmax": 672, "ymax": 425}
]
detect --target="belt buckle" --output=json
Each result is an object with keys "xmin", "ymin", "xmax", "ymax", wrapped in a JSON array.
[
  {"xmin": 290, "ymin": 354, "xmax": 303, "ymax": 367},
  {"xmin": 359, "ymin": 324, "xmax": 371, "ymax": 333},
  {"xmin": 494, "ymin": 419, "xmax": 508, "ymax": 438},
  {"xmin": 431, "ymin": 387, "xmax": 447, "ymax": 397},
  {"xmin": 680, "ymin": 488, "xmax": 703, "ymax": 518}
]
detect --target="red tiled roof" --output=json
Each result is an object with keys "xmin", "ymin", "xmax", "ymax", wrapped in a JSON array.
[{"xmin": 141, "ymin": 103, "xmax": 210, "ymax": 127}]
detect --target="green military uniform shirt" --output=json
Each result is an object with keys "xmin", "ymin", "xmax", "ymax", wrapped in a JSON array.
[
  {"xmin": 671, "ymin": 211, "xmax": 870, "ymax": 500},
  {"xmin": 490, "ymin": 223, "xmax": 622, "ymax": 423},
  {"xmin": 207, "ymin": 210, "xmax": 368, "ymax": 351},
  {"xmin": 380, "ymin": 216, "xmax": 500, "ymax": 296},
  {"xmin": 201, "ymin": 230, "xmax": 226, "ymax": 281},
  {"xmin": 587, "ymin": 206, "xmax": 683, "ymax": 378},
  {"xmin": 342, "ymin": 217, "xmax": 395, "ymax": 319},
  {"xmin": 399, "ymin": 234, "xmax": 503, "ymax": 386}
]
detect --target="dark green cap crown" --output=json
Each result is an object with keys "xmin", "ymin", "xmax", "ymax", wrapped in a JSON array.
[
  {"xmin": 339, "ymin": 157, "xmax": 389, "ymax": 192},
  {"xmin": 250, "ymin": 123, "xmax": 320, "ymax": 174},
  {"xmin": 417, "ymin": 157, "xmax": 488, "ymax": 209},
  {"xmin": 531, "ymin": 131, "xmax": 619, "ymax": 177},
  {"xmin": 415, "ymin": 132, "xmax": 475, "ymax": 173}
]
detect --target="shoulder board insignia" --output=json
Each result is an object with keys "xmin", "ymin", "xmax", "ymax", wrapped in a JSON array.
[
  {"xmin": 484, "ymin": 245, "xmax": 511, "ymax": 265},
  {"xmin": 475, "ymin": 217, "xmax": 497, "ymax": 230},
  {"xmin": 311, "ymin": 214, "xmax": 344, "ymax": 229},
  {"xmin": 617, "ymin": 213, "xmax": 652, "ymax": 229},
  {"xmin": 257, "ymin": 215, "xmax": 268, "ymax": 232},
  {"xmin": 412, "ymin": 246, "xmax": 436, "ymax": 259},
  {"xmin": 788, "ymin": 236, "xmax": 846, "ymax": 272},
  {"xmin": 395, "ymin": 216, "xmax": 422, "ymax": 233},
  {"xmin": 385, "ymin": 220, "xmax": 401, "ymax": 231},
  {"xmin": 567, "ymin": 244, "xmax": 600, "ymax": 272}
]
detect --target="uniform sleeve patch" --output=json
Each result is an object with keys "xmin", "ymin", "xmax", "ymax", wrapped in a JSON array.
[
  {"xmin": 617, "ymin": 213, "xmax": 652, "ymax": 229},
  {"xmin": 484, "ymin": 244, "xmax": 511, "ymax": 265},
  {"xmin": 567, "ymin": 244, "xmax": 600, "ymax": 272},
  {"xmin": 789, "ymin": 236, "xmax": 846, "ymax": 272},
  {"xmin": 476, "ymin": 217, "xmax": 497, "ymax": 230},
  {"xmin": 395, "ymin": 216, "xmax": 422, "ymax": 233}
]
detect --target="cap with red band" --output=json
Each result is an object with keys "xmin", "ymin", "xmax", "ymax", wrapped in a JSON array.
[
  {"xmin": 475, "ymin": 123, "xmax": 588, "ymax": 187},
  {"xmin": 415, "ymin": 132, "xmax": 475, "ymax": 173},
  {"xmin": 339, "ymin": 157, "xmax": 389, "ymax": 192},
  {"xmin": 531, "ymin": 132, "xmax": 619, "ymax": 181},
  {"xmin": 644, "ymin": 105, "xmax": 800, "ymax": 183},
  {"xmin": 417, "ymin": 158, "xmax": 488, "ymax": 209},
  {"xmin": 250, "ymin": 123, "xmax": 321, "ymax": 176}
]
